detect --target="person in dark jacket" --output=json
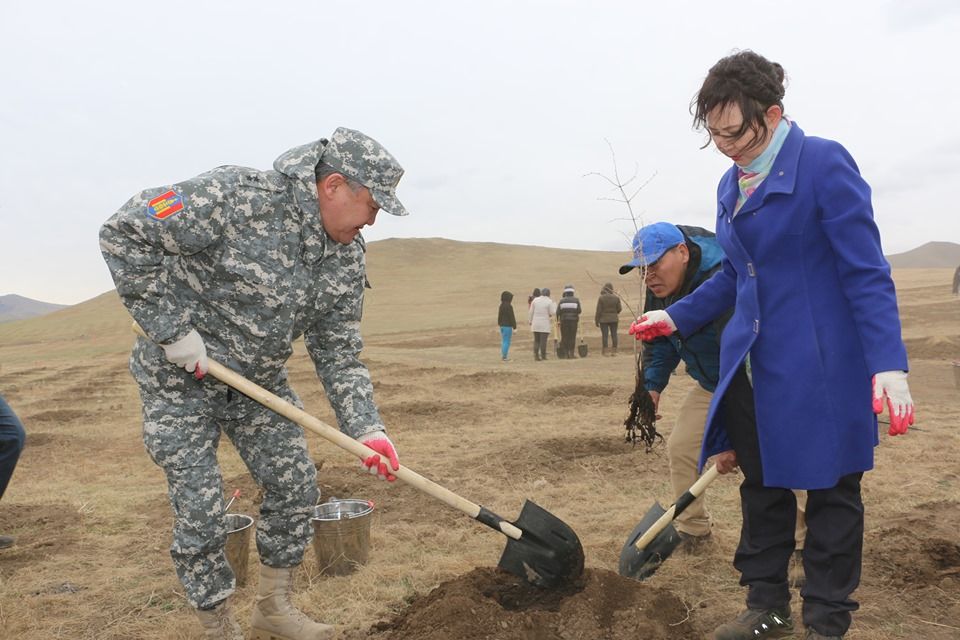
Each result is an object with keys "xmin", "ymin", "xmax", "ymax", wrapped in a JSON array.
[
  {"xmin": 594, "ymin": 283, "xmax": 622, "ymax": 356},
  {"xmin": 556, "ymin": 285, "xmax": 582, "ymax": 359},
  {"xmin": 621, "ymin": 222, "xmax": 727, "ymax": 546},
  {"xmin": 625, "ymin": 222, "xmax": 809, "ymax": 571},
  {"xmin": 953, "ymin": 265, "xmax": 960, "ymax": 296},
  {"xmin": 633, "ymin": 52, "xmax": 914, "ymax": 640},
  {"xmin": 0, "ymin": 394, "xmax": 26, "ymax": 550},
  {"xmin": 498, "ymin": 291, "xmax": 517, "ymax": 361}
]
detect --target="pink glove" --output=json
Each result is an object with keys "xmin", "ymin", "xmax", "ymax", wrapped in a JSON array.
[
  {"xmin": 872, "ymin": 371, "xmax": 914, "ymax": 436},
  {"xmin": 357, "ymin": 431, "xmax": 400, "ymax": 482},
  {"xmin": 161, "ymin": 329, "xmax": 208, "ymax": 380},
  {"xmin": 628, "ymin": 310, "xmax": 677, "ymax": 342}
]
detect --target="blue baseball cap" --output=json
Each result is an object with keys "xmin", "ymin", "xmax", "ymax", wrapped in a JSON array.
[{"xmin": 619, "ymin": 222, "xmax": 685, "ymax": 274}]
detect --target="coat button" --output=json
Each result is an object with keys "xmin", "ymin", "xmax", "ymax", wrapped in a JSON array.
[
  {"xmin": 778, "ymin": 170, "xmax": 784, "ymax": 176},
  {"xmin": 753, "ymin": 319, "xmax": 760, "ymax": 333}
]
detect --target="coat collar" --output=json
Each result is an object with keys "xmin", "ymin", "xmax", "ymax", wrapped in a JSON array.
[
  {"xmin": 717, "ymin": 122, "xmax": 805, "ymax": 218},
  {"xmin": 273, "ymin": 139, "xmax": 331, "ymax": 264}
]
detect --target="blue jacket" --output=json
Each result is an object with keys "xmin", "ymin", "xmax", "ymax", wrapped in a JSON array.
[
  {"xmin": 642, "ymin": 226, "xmax": 726, "ymax": 394},
  {"xmin": 667, "ymin": 124, "xmax": 908, "ymax": 489}
]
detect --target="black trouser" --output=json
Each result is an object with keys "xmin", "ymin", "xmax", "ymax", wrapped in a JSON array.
[
  {"xmin": 533, "ymin": 332, "xmax": 548, "ymax": 359},
  {"xmin": 599, "ymin": 322, "xmax": 618, "ymax": 349},
  {"xmin": 0, "ymin": 395, "xmax": 25, "ymax": 500},
  {"xmin": 720, "ymin": 366, "xmax": 863, "ymax": 637},
  {"xmin": 559, "ymin": 318, "xmax": 578, "ymax": 358}
]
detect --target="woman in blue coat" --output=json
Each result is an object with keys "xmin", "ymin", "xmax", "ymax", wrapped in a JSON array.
[{"xmin": 633, "ymin": 52, "xmax": 915, "ymax": 640}]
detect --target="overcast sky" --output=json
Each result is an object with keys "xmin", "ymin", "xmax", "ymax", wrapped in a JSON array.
[{"xmin": 2, "ymin": 0, "xmax": 959, "ymax": 305}]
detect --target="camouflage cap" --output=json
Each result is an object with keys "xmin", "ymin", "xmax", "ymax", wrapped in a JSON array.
[{"xmin": 320, "ymin": 127, "xmax": 409, "ymax": 216}]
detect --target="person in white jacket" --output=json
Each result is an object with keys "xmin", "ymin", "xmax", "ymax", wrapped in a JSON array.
[{"xmin": 528, "ymin": 287, "xmax": 557, "ymax": 361}]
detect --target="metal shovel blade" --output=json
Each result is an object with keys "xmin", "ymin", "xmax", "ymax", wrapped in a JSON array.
[
  {"xmin": 618, "ymin": 500, "xmax": 682, "ymax": 580},
  {"xmin": 497, "ymin": 500, "xmax": 585, "ymax": 589}
]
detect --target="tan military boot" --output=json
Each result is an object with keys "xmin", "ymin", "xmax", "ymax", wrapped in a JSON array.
[
  {"xmin": 195, "ymin": 599, "xmax": 244, "ymax": 640},
  {"xmin": 250, "ymin": 564, "xmax": 334, "ymax": 640}
]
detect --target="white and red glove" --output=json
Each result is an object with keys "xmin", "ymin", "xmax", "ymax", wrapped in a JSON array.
[
  {"xmin": 629, "ymin": 310, "xmax": 677, "ymax": 342},
  {"xmin": 357, "ymin": 431, "xmax": 400, "ymax": 482},
  {"xmin": 161, "ymin": 329, "xmax": 208, "ymax": 379},
  {"xmin": 872, "ymin": 371, "xmax": 914, "ymax": 436}
]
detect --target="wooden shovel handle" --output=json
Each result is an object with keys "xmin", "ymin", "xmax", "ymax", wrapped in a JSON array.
[
  {"xmin": 132, "ymin": 323, "xmax": 523, "ymax": 540},
  {"xmin": 633, "ymin": 464, "xmax": 720, "ymax": 551}
]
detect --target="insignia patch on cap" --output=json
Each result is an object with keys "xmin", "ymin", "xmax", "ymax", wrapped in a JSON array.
[{"xmin": 146, "ymin": 189, "xmax": 185, "ymax": 220}]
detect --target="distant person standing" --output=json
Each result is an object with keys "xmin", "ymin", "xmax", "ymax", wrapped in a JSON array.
[
  {"xmin": 953, "ymin": 265, "xmax": 960, "ymax": 295},
  {"xmin": 498, "ymin": 291, "xmax": 517, "ymax": 361},
  {"xmin": 0, "ymin": 393, "xmax": 26, "ymax": 549},
  {"xmin": 528, "ymin": 287, "xmax": 556, "ymax": 361},
  {"xmin": 557, "ymin": 285, "xmax": 582, "ymax": 359},
  {"xmin": 528, "ymin": 287, "xmax": 541, "ymax": 307},
  {"xmin": 595, "ymin": 282, "xmax": 622, "ymax": 356}
]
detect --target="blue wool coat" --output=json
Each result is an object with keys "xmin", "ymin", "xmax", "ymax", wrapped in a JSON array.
[{"xmin": 667, "ymin": 123, "xmax": 909, "ymax": 489}]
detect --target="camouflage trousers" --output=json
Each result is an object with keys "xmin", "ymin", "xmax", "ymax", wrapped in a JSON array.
[{"xmin": 140, "ymin": 391, "xmax": 319, "ymax": 610}]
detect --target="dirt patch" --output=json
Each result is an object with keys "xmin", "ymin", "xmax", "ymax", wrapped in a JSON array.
[
  {"xmin": 25, "ymin": 432, "xmax": 63, "ymax": 447},
  {"xmin": 22, "ymin": 408, "xmax": 95, "ymax": 423},
  {"xmin": 864, "ymin": 500, "xmax": 960, "ymax": 591},
  {"xmin": 364, "ymin": 567, "xmax": 701, "ymax": 639},
  {"xmin": 376, "ymin": 330, "xmax": 495, "ymax": 351},
  {"xmin": 0, "ymin": 503, "xmax": 83, "ymax": 575},
  {"xmin": 904, "ymin": 335, "xmax": 960, "ymax": 361},
  {"xmin": 538, "ymin": 384, "xmax": 618, "ymax": 403},
  {"xmin": 380, "ymin": 400, "xmax": 478, "ymax": 424},
  {"xmin": 444, "ymin": 371, "xmax": 524, "ymax": 387},
  {"xmin": 538, "ymin": 436, "xmax": 636, "ymax": 461}
]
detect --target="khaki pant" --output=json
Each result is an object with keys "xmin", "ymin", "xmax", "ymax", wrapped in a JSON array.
[{"xmin": 666, "ymin": 384, "xmax": 807, "ymax": 546}]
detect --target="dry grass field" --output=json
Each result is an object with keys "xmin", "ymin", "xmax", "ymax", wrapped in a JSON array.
[{"xmin": 1, "ymin": 238, "xmax": 958, "ymax": 639}]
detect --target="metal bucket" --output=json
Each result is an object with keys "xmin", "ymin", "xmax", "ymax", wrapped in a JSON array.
[
  {"xmin": 224, "ymin": 513, "xmax": 254, "ymax": 586},
  {"xmin": 311, "ymin": 499, "xmax": 374, "ymax": 576}
]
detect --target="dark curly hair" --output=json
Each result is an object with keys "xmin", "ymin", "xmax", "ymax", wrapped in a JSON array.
[{"xmin": 691, "ymin": 50, "xmax": 786, "ymax": 152}]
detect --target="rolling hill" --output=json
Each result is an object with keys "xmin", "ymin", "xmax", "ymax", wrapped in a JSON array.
[
  {"xmin": 886, "ymin": 241, "xmax": 960, "ymax": 268},
  {"xmin": 0, "ymin": 294, "xmax": 68, "ymax": 324}
]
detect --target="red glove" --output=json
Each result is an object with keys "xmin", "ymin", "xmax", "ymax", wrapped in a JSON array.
[
  {"xmin": 872, "ymin": 371, "xmax": 915, "ymax": 436},
  {"xmin": 357, "ymin": 431, "xmax": 400, "ymax": 482},
  {"xmin": 628, "ymin": 310, "xmax": 677, "ymax": 342}
]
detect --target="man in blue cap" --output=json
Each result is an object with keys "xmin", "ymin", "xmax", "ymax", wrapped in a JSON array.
[
  {"xmin": 620, "ymin": 222, "xmax": 728, "ymax": 548},
  {"xmin": 621, "ymin": 222, "xmax": 808, "ymax": 571}
]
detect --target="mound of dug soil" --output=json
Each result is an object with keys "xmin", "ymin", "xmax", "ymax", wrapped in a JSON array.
[{"xmin": 366, "ymin": 567, "xmax": 701, "ymax": 640}]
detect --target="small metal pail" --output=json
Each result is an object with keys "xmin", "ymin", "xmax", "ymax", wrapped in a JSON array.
[
  {"xmin": 311, "ymin": 499, "xmax": 374, "ymax": 576},
  {"xmin": 224, "ymin": 513, "xmax": 254, "ymax": 586}
]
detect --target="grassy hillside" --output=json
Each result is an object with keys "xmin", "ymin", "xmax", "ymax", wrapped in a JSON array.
[{"xmin": 1, "ymin": 238, "xmax": 954, "ymax": 367}]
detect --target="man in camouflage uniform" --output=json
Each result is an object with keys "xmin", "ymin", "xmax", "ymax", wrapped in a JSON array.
[{"xmin": 100, "ymin": 128, "xmax": 407, "ymax": 640}]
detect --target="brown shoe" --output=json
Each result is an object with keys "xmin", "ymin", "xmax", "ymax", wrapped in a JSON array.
[
  {"xmin": 713, "ymin": 607, "xmax": 794, "ymax": 640},
  {"xmin": 677, "ymin": 531, "xmax": 713, "ymax": 555},
  {"xmin": 788, "ymin": 549, "xmax": 805, "ymax": 589},
  {"xmin": 0, "ymin": 535, "xmax": 15, "ymax": 550}
]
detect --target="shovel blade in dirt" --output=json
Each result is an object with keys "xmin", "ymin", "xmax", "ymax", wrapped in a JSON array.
[
  {"xmin": 618, "ymin": 501, "xmax": 681, "ymax": 580},
  {"xmin": 618, "ymin": 465, "xmax": 719, "ymax": 581},
  {"xmin": 497, "ymin": 500, "xmax": 585, "ymax": 589}
]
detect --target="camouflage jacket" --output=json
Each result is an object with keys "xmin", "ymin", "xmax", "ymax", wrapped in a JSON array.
[{"xmin": 100, "ymin": 139, "xmax": 384, "ymax": 436}]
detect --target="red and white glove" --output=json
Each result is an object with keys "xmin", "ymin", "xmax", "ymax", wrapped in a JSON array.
[
  {"xmin": 161, "ymin": 329, "xmax": 208, "ymax": 379},
  {"xmin": 357, "ymin": 431, "xmax": 400, "ymax": 482},
  {"xmin": 629, "ymin": 310, "xmax": 677, "ymax": 342},
  {"xmin": 872, "ymin": 371, "xmax": 914, "ymax": 436}
]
